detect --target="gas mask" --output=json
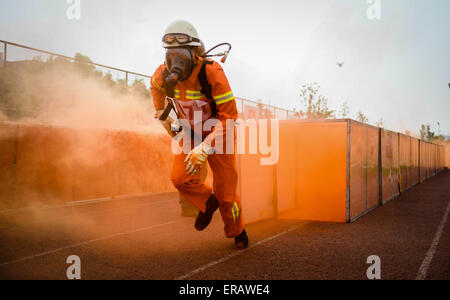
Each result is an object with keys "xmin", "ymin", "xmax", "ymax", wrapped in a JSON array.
[{"xmin": 165, "ymin": 47, "xmax": 195, "ymax": 83}]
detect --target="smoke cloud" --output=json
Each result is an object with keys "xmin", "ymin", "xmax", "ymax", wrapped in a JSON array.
[{"xmin": 0, "ymin": 58, "xmax": 174, "ymax": 213}]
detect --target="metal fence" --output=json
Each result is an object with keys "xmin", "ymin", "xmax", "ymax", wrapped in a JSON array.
[
  {"xmin": 0, "ymin": 40, "xmax": 150, "ymax": 86},
  {"xmin": 0, "ymin": 40, "xmax": 295, "ymax": 123}
]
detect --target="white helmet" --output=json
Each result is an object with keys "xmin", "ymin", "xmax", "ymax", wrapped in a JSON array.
[{"xmin": 162, "ymin": 20, "xmax": 201, "ymax": 48}]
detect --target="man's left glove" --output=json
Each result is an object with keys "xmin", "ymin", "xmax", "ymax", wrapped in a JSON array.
[
  {"xmin": 155, "ymin": 109, "xmax": 176, "ymax": 137},
  {"xmin": 185, "ymin": 142, "xmax": 214, "ymax": 176}
]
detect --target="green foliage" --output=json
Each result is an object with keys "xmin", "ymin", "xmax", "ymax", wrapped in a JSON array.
[
  {"xmin": 420, "ymin": 124, "xmax": 445, "ymax": 144},
  {"xmin": 130, "ymin": 78, "xmax": 151, "ymax": 98},
  {"xmin": 339, "ymin": 101, "xmax": 350, "ymax": 118},
  {"xmin": 298, "ymin": 82, "xmax": 335, "ymax": 119},
  {"xmin": 375, "ymin": 118, "xmax": 384, "ymax": 128},
  {"xmin": 420, "ymin": 124, "xmax": 433, "ymax": 141},
  {"xmin": 356, "ymin": 110, "xmax": 369, "ymax": 124},
  {"xmin": 0, "ymin": 53, "xmax": 151, "ymax": 121},
  {"xmin": 74, "ymin": 53, "xmax": 96, "ymax": 73}
]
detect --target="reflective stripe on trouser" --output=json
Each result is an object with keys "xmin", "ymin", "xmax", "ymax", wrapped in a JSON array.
[{"xmin": 170, "ymin": 153, "xmax": 245, "ymax": 238}]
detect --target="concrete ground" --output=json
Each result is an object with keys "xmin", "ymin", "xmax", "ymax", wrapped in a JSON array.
[{"xmin": 0, "ymin": 171, "xmax": 448, "ymax": 280}]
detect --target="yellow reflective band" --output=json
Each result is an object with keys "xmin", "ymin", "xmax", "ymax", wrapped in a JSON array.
[
  {"xmin": 186, "ymin": 90, "xmax": 202, "ymax": 95},
  {"xmin": 186, "ymin": 95, "xmax": 204, "ymax": 100},
  {"xmin": 186, "ymin": 90, "xmax": 203, "ymax": 99},
  {"xmin": 213, "ymin": 91, "xmax": 233, "ymax": 100},
  {"xmin": 232, "ymin": 202, "xmax": 240, "ymax": 222},
  {"xmin": 216, "ymin": 97, "xmax": 235, "ymax": 105},
  {"xmin": 151, "ymin": 77, "xmax": 163, "ymax": 91},
  {"xmin": 214, "ymin": 91, "xmax": 235, "ymax": 105}
]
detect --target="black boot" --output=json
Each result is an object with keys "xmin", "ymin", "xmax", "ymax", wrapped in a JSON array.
[
  {"xmin": 195, "ymin": 194, "xmax": 219, "ymax": 231},
  {"xmin": 233, "ymin": 229, "xmax": 249, "ymax": 250}
]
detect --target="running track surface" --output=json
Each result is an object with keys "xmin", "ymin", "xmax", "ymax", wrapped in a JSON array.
[{"xmin": 0, "ymin": 171, "xmax": 448, "ymax": 280}]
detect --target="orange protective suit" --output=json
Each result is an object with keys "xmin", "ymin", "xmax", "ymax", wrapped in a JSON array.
[{"xmin": 150, "ymin": 57, "xmax": 244, "ymax": 238}]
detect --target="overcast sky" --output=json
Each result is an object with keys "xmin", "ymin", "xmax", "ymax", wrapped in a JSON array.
[{"xmin": 0, "ymin": 0, "xmax": 449, "ymax": 135}]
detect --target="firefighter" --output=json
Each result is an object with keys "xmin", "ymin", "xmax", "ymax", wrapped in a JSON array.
[{"xmin": 150, "ymin": 20, "xmax": 248, "ymax": 250}]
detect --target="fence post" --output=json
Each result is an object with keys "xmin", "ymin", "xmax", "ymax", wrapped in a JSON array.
[
  {"xmin": 125, "ymin": 72, "xmax": 129, "ymax": 88},
  {"xmin": 3, "ymin": 42, "xmax": 7, "ymax": 67}
]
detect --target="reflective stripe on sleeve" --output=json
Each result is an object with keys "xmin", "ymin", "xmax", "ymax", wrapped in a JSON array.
[
  {"xmin": 213, "ymin": 91, "xmax": 235, "ymax": 105},
  {"xmin": 151, "ymin": 77, "xmax": 163, "ymax": 91}
]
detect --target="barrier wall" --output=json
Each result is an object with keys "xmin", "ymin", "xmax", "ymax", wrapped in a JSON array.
[
  {"xmin": 237, "ymin": 153, "xmax": 277, "ymax": 223},
  {"xmin": 399, "ymin": 134, "xmax": 408, "ymax": 192},
  {"xmin": 236, "ymin": 121, "xmax": 278, "ymax": 223},
  {"xmin": 349, "ymin": 121, "xmax": 367, "ymax": 220},
  {"xmin": 289, "ymin": 121, "xmax": 347, "ymax": 222},
  {"xmin": 238, "ymin": 120, "xmax": 348, "ymax": 223},
  {"xmin": 441, "ymin": 144, "xmax": 447, "ymax": 169},
  {"xmin": 397, "ymin": 134, "xmax": 421, "ymax": 192},
  {"xmin": 1, "ymin": 120, "xmax": 446, "ymax": 223},
  {"xmin": 349, "ymin": 121, "xmax": 380, "ymax": 221},
  {"xmin": 446, "ymin": 142, "xmax": 450, "ymax": 168},
  {"xmin": 420, "ymin": 141, "xmax": 426, "ymax": 181},
  {"xmin": 246, "ymin": 120, "xmax": 445, "ymax": 223},
  {"xmin": 409, "ymin": 137, "xmax": 419, "ymax": 188},
  {"xmin": 0, "ymin": 122, "xmax": 175, "ymax": 210},
  {"xmin": 275, "ymin": 121, "xmax": 297, "ymax": 215},
  {"xmin": 440, "ymin": 145, "xmax": 444, "ymax": 170},
  {"xmin": 0, "ymin": 122, "xmax": 17, "ymax": 211},
  {"xmin": 381, "ymin": 130, "xmax": 399, "ymax": 204},
  {"xmin": 420, "ymin": 141, "xmax": 436, "ymax": 181},
  {"xmin": 15, "ymin": 125, "xmax": 75, "ymax": 207},
  {"xmin": 72, "ymin": 130, "xmax": 121, "ymax": 201}
]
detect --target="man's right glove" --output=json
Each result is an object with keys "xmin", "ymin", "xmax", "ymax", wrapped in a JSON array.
[{"xmin": 185, "ymin": 142, "xmax": 214, "ymax": 176}]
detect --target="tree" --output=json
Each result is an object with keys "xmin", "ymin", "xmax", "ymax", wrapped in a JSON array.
[
  {"xmin": 131, "ymin": 78, "xmax": 151, "ymax": 98},
  {"xmin": 256, "ymin": 100, "xmax": 275, "ymax": 119},
  {"xmin": 74, "ymin": 53, "xmax": 96, "ymax": 74},
  {"xmin": 298, "ymin": 82, "xmax": 335, "ymax": 119},
  {"xmin": 419, "ymin": 124, "xmax": 444, "ymax": 143},
  {"xmin": 0, "ymin": 52, "xmax": 153, "ymax": 121},
  {"xmin": 339, "ymin": 101, "xmax": 350, "ymax": 118},
  {"xmin": 375, "ymin": 118, "xmax": 384, "ymax": 128},
  {"xmin": 420, "ymin": 122, "xmax": 445, "ymax": 144},
  {"xmin": 356, "ymin": 110, "xmax": 368, "ymax": 124},
  {"xmin": 420, "ymin": 124, "xmax": 432, "ymax": 141},
  {"xmin": 291, "ymin": 108, "xmax": 302, "ymax": 119}
]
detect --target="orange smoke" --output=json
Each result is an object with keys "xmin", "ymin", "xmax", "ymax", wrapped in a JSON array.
[{"xmin": 0, "ymin": 58, "xmax": 176, "ymax": 213}]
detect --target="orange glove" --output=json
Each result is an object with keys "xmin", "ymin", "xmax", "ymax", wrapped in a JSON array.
[{"xmin": 185, "ymin": 142, "xmax": 213, "ymax": 176}]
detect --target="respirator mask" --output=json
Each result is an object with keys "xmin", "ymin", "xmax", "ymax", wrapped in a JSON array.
[{"xmin": 164, "ymin": 47, "xmax": 195, "ymax": 87}]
